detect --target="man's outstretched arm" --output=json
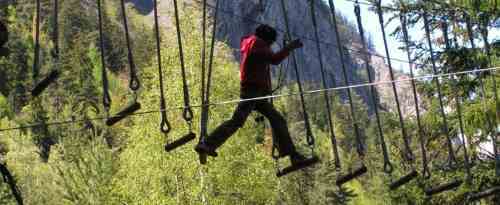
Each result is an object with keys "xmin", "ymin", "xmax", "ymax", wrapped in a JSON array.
[{"xmin": 252, "ymin": 39, "xmax": 303, "ymax": 65}]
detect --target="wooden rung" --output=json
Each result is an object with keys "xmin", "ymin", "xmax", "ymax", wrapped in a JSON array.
[
  {"xmin": 105, "ymin": 102, "xmax": 141, "ymax": 126},
  {"xmin": 389, "ymin": 170, "xmax": 418, "ymax": 190},
  {"xmin": 31, "ymin": 70, "xmax": 60, "ymax": 97},
  {"xmin": 276, "ymin": 156, "xmax": 319, "ymax": 177},
  {"xmin": 425, "ymin": 179, "xmax": 463, "ymax": 196},
  {"xmin": 336, "ymin": 164, "xmax": 367, "ymax": 186},
  {"xmin": 165, "ymin": 132, "xmax": 196, "ymax": 152},
  {"xmin": 468, "ymin": 186, "xmax": 500, "ymax": 202}
]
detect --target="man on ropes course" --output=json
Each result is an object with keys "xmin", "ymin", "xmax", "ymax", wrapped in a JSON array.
[{"xmin": 195, "ymin": 24, "xmax": 309, "ymax": 166}]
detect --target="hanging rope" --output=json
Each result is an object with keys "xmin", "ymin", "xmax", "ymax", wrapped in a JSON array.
[
  {"xmin": 105, "ymin": 0, "xmax": 142, "ymax": 126},
  {"xmin": 330, "ymin": 0, "xmax": 365, "ymax": 159},
  {"xmin": 399, "ymin": 8, "xmax": 429, "ymax": 179},
  {"xmin": 199, "ymin": 0, "xmax": 208, "ymax": 144},
  {"xmin": 32, "ymin": 0, "xmax": 41, "ymax": 88},
  {"xmin": 0, "ymin": 21, "xmax": 7, "ymax": 49},
  {"xmin": 52, "ymin": 0, "xmax": 59, "ymax": 59},
  {"xmin": 478, "ymin": 13, "xmax": 500, "ymax": 177},
  {"xmin": 422, "ymin": 10, "xmax": 458, "ymax": 169},
  {"xmin": 97, "ymin": 0, "xmax": 111, "ymax": 117},
  {"xmin": 153, "ymin": 0, "xmax": 171, "ymax": 134},
  {"xmin": 442, "ymin": 17, "xmax": 472, "ymax": 185},
  {"xmin": 311, "ymin": 0, "xmax": 341, "ymax": 170},
  {"xmin": 422, "ymin": 8, "xmax": 464, "ymax": 197},
  {"xmin": 329, "ymin": 0, "xmax": 369, "ymax": 186},
  {"xmin": 120, "ymin": 0, "xmax": 140, "ymax": 93},
  {"xmin": 464, "ymin": 12, "xmax": 495, "ymax": 162},
  {"xmin": 173, "ymin": 0, "xmax": 194, "ymax": 131},
  {"xmin": 353, "ymin": 0, "xmax": 392, "ymax": 174},
  {"xmin": 204, "ymin": 0, "xmax": 219, "ymax": 136},
  {"xmin": 279, "ymin": 0, "xmax": 314, "ymax": 149},
  {"xmin": 31, "ymin": 0, "xmax": 60, "ymax": 97},
  {"xmin": 375, "ymin": 0, "xmax": 414, "ymax": 163},
  {"xmin": 164, "ymin": 0, "xmax": 197, "ymax": 151},
  {"xmin": 199, "ymin": 0, "xmax": 220, "ymax": 147}
]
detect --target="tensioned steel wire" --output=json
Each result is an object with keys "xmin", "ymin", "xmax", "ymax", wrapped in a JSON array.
[{"xmin": 1, "ymin": 66, "xmax": 498, "ymax": 132}]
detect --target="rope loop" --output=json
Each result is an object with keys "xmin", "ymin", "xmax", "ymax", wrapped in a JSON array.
[
  {"xmin": 153, "ymin": 0, "xmax": 171, "ymax": 134},
  {"xmin": 129, "ymin": 66, "xmax": 141, "ymax": 91},
  {"xmin": 120, "ymin": 0, "xmax": 141, "ymax": 93},
  {"xmin": 183, "ymin": 106, "xmax": 194, "ymax": 122}
]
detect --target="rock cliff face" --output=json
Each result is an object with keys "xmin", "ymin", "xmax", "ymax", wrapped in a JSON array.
[{"xmin": 129, "ymin": 0, "xmax": 422, "ymax": 117}]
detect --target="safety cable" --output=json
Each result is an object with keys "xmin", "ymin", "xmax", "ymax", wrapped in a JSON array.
[
  {"xmin": 423, "ymin": 10, "xmax": 458, "ymax": 169},
  {"xmin": 355, "ymin": 0, "xmax": 392, "ymax": 174},
  {"xmin": 1, "ymin": 66, "xmax": 498, "ymax": 132},
  {"xmin": 119, "ymin": 0, "xmax": 140, "ymax": 93},
  {"xmin": 442, "ymin": 17, "xmax": 472, "ymax": 185},
  {"xmin": 279, "ymin": 0, "xmax": 315, "ymax": 149},
  {"xmin": 400, "ymin": 7, "xmax": 429, "ymax": 178},
  {"xmin": 153, "ymin": 0, "xmax": 171, "ymax": 134},
  {"xmin": 97, "ymin": 0, "xmax": 111, "ymax": 116},
  {"xmin": 173, "ymin": 0, "xmax": 194, "ymax": 129}
]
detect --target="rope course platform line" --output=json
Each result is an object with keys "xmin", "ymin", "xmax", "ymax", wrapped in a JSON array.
[{"xmin": 0, "ymin": 66, "xmax": 498, "ymax": 132}]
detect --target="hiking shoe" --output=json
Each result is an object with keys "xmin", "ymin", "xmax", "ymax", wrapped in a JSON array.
[{"xmin": 195, "ymin": 143, "xmax": 218, "ymax": 157}]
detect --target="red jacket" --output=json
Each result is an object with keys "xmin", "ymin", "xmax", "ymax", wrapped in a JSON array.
[{"xmin": 240, "ymin": 35, "xmax": 291, "ymax": 91}]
